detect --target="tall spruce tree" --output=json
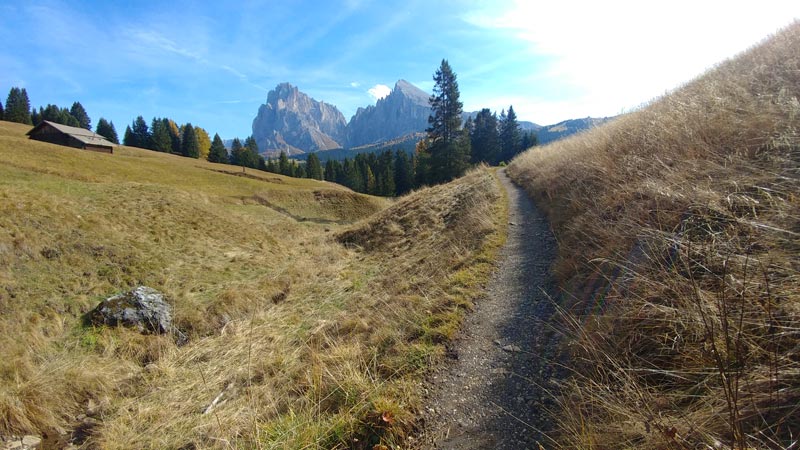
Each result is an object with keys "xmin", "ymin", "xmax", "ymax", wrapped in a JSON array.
[
  {"xmin": 470, "ymin": 108, "xmax": 501, "ymax": 164},
  {"xmin": 69, "ymin": 102, "xmax": 91, "ymax": 130},
  {"xmin": 96, "ymin": 118, "xmax": 120, "ymax": 144},
  {"xmin": 0, "ymin": 99, "xmax": 4, "ymax": 120},
  {"xmin": 229, "ymin": 138, "xmax": 243, "ymax": 166},
  {"xmin": 150, "ymin": 117, "xmax": 172, "ymax": 152},
  {"xmin": 207, "ymin": 133, "xmax": 228, "ymax": 163},
  {"xmin": 126, "ymin": 116, "xmax": 150, "ymax": 148},
  {"xmin": 394, "ymin": 150, "xmax": 414, "ymax": 196},
  {"xmin": 306, "ymin": 153, "xmax": 323, "ymax": 180},
  {"xmin": 424, "ymin": 59, "xmax": 469, "ymax": 183},
  {"xmin": 123, "ymin": 126, "xmax": 134, "ymax": 146},
  {"xmin": 5, "ymin": 87, "xmax": 32, "ymax": 124},
  {"xmin": 181, "ymin": 122, "xmax": 200, "ymax": 158},
  {"xmin": 242, "ymin": 136, "xmax": 260, "ymax": 168},
  {"xmin": 499, "ymin": 105, "xmax": 521, "ymax": 162},
  {"xmin": 278, "ymin": 151, "xmax": 290, "ymax": 176}
]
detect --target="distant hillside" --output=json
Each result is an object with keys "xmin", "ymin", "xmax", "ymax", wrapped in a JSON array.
[
  {"xmin": 509, "ymin": 21, "xmax": 800, "ymax": 449},
  {"xmin": 535, "ymin": 116, "xmax": 613, "ymax": 145}
]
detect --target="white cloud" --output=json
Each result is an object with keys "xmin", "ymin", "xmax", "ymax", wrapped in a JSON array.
[
  {"xmin": 464, "ymin": 0, "xmax": 800, "ymax": 122},
  {"xmin": 367, "ymin": 84, "xmax": 391, "ymax": 100},
  {"xmin": 350, "ymin": 81, "xmax": 361, "ymax": 88}
]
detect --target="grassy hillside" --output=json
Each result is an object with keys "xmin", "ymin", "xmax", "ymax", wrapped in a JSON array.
[
  {"xmin": 0, "ymin": 121, "xmax": 506, "ymax": 448},
  {"xmin": 509, "ymin": 22, "xmax": 799, "ymax": 449}
]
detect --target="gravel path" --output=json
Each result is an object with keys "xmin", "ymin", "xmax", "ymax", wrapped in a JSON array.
[{"xmin": 415, "ymin": 169, "xmax": 560, "ymax": 449}]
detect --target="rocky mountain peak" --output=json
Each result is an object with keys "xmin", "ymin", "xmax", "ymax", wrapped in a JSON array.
[
  {"xmin": 252, "ymin": 83, "xmax": 347, "ymax": 155},
  {"xmin": 344, "ymin": 79, "xmax": 432, "ymax": 148}
]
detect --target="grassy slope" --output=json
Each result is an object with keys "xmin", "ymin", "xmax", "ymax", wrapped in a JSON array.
[
  {"xmin": 508, "ymin": 22, "xmax": 799, "ymax": 449},
  {"xmin": 0, "ymin": 121, "xmax": 506, "ymax": 449}
]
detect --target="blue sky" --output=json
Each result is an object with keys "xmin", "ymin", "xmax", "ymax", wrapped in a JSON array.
[{"xmin": 1, "ymin": 1, "xmax": 798, "ymax": 139}]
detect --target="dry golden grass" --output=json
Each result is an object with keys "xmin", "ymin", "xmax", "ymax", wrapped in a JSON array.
[
  {"xmin": 509, "ymin": 21, "xmax": 799, "ymax": 449},
  {"xmin": 0, "ymin": 123, "xmax": 505, "ymax": 449}
]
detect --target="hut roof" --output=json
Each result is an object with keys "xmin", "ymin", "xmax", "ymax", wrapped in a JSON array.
[{"xmin": 27, "ymin": 120, "xmax": 116, "ymax": 147}]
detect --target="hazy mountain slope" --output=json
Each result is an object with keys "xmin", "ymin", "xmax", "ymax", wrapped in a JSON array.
[{"xmin": 508, "ymin": 21, "xmax": 799, "ymax": 449}]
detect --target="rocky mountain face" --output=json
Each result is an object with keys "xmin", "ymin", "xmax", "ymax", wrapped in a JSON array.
[
  {"xmin": 345, "ymin": 79, "xmax": 431, "ymax": 148},
  {"xmin": 251, "ymin": 83, "xmax": 347, "ymax": 154}
]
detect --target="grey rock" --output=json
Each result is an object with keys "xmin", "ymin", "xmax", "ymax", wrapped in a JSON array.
[
  {"xmin": 345, "ymin": 80, "xmax": 431, "ymax": 148},
  {"xmin": 90, "ymin": 286, "xmax": 174, "ymax": 335},
  {"xmin": 251, "ymin": 83, "xmax": 347, "ymax": 155}
]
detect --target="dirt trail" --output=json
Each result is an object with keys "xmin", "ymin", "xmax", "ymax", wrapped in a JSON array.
[{"xmin": 416, "ymin": 169, "xmax": 559, "ymax": 449}]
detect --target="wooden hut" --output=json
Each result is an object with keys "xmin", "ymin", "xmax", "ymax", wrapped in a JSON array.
[{"xmin": 27, "ymin": 121, "xmax": 115, "ymax": 154}]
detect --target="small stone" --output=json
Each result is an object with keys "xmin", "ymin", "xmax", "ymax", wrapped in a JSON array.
[
  {"xmin": 502, "ymin": 344, "xmax": 522, "ymax": 352},
  {"xmin": 493, "ymin": 339, "xmax": 502, "ymax": 346}
]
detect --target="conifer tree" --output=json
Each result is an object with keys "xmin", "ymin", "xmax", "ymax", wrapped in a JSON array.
[
  {"xmin": 96, "ymin": 118, "xmax": 120, "ymax": 144},
  {"xmin": 470, "ymin": 108, "xmax": 501, "ymax": 164},
  {"xmin": 126, "ymin": 116, "xmax": 150, "ymax": 148},
  {"xmin": 150, "ymin": 117, "xmax": 172, "ymax": 152},
  {"xmin": 207, "ymin": 133, "xmax": 229, "ymax": 163},
  {"xmin": 306, "ymin": 153, "xmax": 323, "ymax": 180},
  {"xmin": 123, "ymin": 126, "xmax": 134, "ymax": 146},
  {"xmin": 278, "ymin": 151, "xmax": 290, "ymax": 176},
  {"xmin": 30, "ymin": 107, "xmax": 40, "ymax": 126},
  {"xmin": 242, "ymin": 136, "xmax": 260, "ymax": 168},
  {"xmin": 266, "ymin": 157, "xmax": 277, "ymax": 173},
  {"xmin": 394, "ymin": 150, "xmax": 414, "ymax": 196},
  {"xmin": 5, "ymin": 87, "xmax": 32, "ymax": 124},
  {"xmin": 229, "ymin": 138, "xmax": 243, "ymax": 166},
  {"xmin": 181, "ymin": 122, "xmax": 200, "ymax": 158},
  {"xmin": 499, "ymin": 105, "xmax": 521, "ymax": 162},
  {"xmin": 69, "ymin": 102, "xmax": 91, "ymax": 130},
  {"xmin": 424, "ymin": 59, "xmax": 469, "ymax": 183},
  {"xmin": 166, "ymin": 119, "xmax": 182, "ymax": 153},
  {"xmin": 0, "ymin": 99, "xmax": 4, "ymax": 120}
]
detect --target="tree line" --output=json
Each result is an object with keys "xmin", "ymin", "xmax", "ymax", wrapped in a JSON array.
[
  {"xmin": 3, "ymin": 86, "xmax": 122, "ymax": 145},
  {"xmin": 4, "ymin": 59, "xmax": 536, "ymax": 198}
]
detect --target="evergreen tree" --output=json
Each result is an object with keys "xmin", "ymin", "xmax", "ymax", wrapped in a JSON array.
[
  {"xmin": 207, "ymin": 133, "xmax": 228, "ymax": 163},
  {"xmin": 123, "ymin": 126, "xmax": 134, "ymax": 146},
  {"xmin": 306, "ymin": 153, "xmax": 323, "ymax": 180},
  {"xmin": 181, "ymin": 122, "xmax": 200, "ymax": 158},
  {"xmin": 377, "ymin": 150, "xmax": 395, "ymax": 196},
  {"xmin": 425, "ymin": 59, "xmax": 469, "ymax": 183},
  {"xmin": 96, "ymin": 118, "xmax": 120, "ymax": 144},
  {"xmin": 69, "ymin": 102, "xmax": 91, "ymax": 130},
  {"xmin": 0, "ymin": 99, "xmax": 4, "ymax": 120},
  {"xmin": 394, "ymin": 150, "xmax": 414, "ymax": 196},
  {"xmin": 229, "ymin": 138, "xmax": 243, "ymax": 166},
  {"xmin": 266, "ymin": 157, "xmax": 277, "ymax": 173},
  {"xmin": 126, "ymin": 116, "xmax": 150, "ymax": 148},
  {"xmin": 242, "ymin": 136, "xmax": 260, "ymax": 168},
  {"xmin": 278, "ymin": 151, "xmax": 290, "ymax": 176},
  {"xmin": 30, "ymin": 107, "xmax": 40, "ymax": 126},
  {"xmin": 520, "ymin": 130, "xmax": 537, "ymax": 151},
  {"xmin": 150, "ymin": 117, "xmax": 172, "ymax": 152},
  {"xmin": 499, "ymin": 105, "xmax": 521, "ymax": 162},
  {"xmin": 324, "ymin": 159, "xmax": 341, "ymax": 182},
  {"xmin": 470, "ymin": 108, "xmax": 501, "ymax": 164},
  {"xmin": 5, "ymin": 87, "xmax": 32, "ymax": 124}
]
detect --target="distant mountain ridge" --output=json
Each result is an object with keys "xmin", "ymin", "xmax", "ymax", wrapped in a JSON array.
[{"xmin": 249, "ymin": 81, "xmax": 612, "ymax": 156}]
